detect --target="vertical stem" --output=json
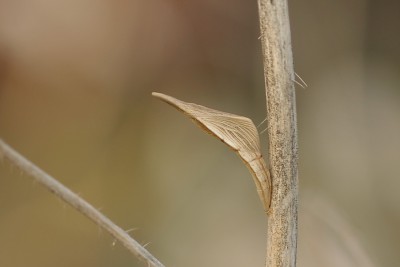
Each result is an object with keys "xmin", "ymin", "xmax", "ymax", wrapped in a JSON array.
[{"xmin": 257, "ymin": 1, "xmax": 299, "ymax": 267}]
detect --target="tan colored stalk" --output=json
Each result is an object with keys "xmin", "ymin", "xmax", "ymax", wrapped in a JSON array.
[{"xmin": 257, "ymin": 0, "xmax": 299, "ymax": 266}]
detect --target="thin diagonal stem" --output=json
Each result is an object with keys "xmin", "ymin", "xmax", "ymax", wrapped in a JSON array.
[{"xmin": 0, "ymin": 139, "xmax": 165, "ymax": 267}]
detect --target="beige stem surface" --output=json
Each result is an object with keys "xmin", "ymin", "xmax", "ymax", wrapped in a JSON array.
[{"xmin": 257, "ymin": 0, "xmax": 299, "ymax": 266}]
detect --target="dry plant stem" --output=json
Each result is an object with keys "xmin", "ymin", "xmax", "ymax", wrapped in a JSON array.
[
  {"xmin": 0, "ymin": 139, "xmax": 165, "ymax": 267},
  {"xmin": 257, "ymin": 0, "xmax": 299, "ymax": 267}
]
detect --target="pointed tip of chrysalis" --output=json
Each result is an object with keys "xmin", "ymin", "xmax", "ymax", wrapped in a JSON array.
[
  {"xmin": 151, "ymin": 92, "xmax": 170, "ymax": 101},
  {"xmin": 152, "ymin": 92, "xmax": 178, "ymax": 104},
  {"xmin": 151, "ymin": 91, "xmax": 162, "ymax": 98},
  {"xmin": 152, "ymin": 92, "xmax": 187, "ymax": 113},
  {"xmin": 152, "ymin": 92, "xmax": 169, "ymax": 102}
]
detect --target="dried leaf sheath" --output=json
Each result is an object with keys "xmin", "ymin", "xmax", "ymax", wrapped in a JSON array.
[{"xmin": 152, "ymin": 92, "xmax": 271, "ymax": 212}]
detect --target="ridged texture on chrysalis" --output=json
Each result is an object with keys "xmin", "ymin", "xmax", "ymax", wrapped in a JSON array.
[{"xmin": 152, "ymin": 92, "xmax": 271, "ymax": 212}]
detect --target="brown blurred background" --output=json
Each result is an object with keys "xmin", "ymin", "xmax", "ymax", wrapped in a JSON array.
[{"xmin": 0, "ymin": 0, "xmax": 399, "ymax": 266}]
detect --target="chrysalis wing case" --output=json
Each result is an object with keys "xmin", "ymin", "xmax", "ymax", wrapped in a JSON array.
[{"xmin": 152, "ymin": 92, "xmax": 271, "ymax": 212}]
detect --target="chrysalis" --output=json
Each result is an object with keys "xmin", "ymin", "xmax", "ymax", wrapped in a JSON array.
[{"xmin": 152, "ymin": 92, "xmax": 271, "ymax": 212}]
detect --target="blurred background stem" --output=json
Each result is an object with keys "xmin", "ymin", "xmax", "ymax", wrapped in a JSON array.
[{"xmin": 0, "ymin": 139, "xmax": 165, "ymax": 267}]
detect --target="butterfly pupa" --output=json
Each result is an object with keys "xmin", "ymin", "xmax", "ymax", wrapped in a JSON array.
[{"xmin": 152, "ymin": 92, "xmax": 272, "ymax": 212}]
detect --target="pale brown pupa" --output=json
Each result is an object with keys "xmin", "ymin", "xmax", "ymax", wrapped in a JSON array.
[{"xmin": 152, "ymin": 92, "xmax": 271, "ymax": 212}]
